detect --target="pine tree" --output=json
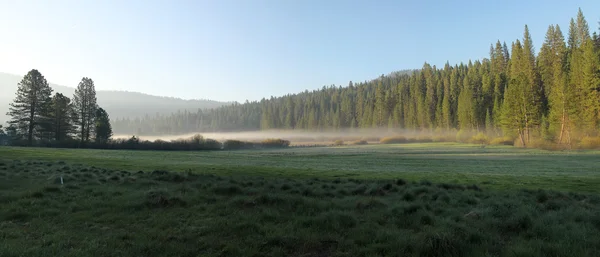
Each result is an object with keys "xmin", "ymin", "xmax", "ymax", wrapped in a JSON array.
[
  {"xmin": 502, "ymin": 27, "xmax": 543, "ymax": 146},
  {"xmin": 485, "ymin": 110, "xmax": 493, "ymax": 131},
  {"xmin": 543, "ymin": 25, "xmax": 572, "ymax": 144},
  {"xmin": 424, "ymin": 64, "xmax": 437, "ymax": 129},
  {"xmin": 521, "ymin": 25, "xmax": 544, "ymax": 140},
  {"xmin": 441, "ymin": 69, "xmax": 452, "ymax": 129},
  {"xmin": 579, "ymin": 38, "xmax": 600, "ymax": 135},
  {"xmin": 95, "ymin": 107, "xmax": 113, "ymax": 143},
  {"xmin": 73, "ymin": 77, "xmax": 98, "ymax": 143},
  {"xmin": 0, "ymin": 125, "xmax": 7, "ymax": 145},
  {"xmin": 502, "ymin": 42, "xmax": 510, "ymax": 63},
  {"xmin": 457, "ymin": 76, "xmax": 475, "ymax": 130},
  {"xmin": 576, "ymin": 8, "xmax": 591, "ymax": 47},
  {"xmin": 49, "ymin": 93, "xmax": 75, "ymax": 141},
  {"xmin": 7, "ymin": 69, "xmax": 53, "ymax": 145},
  {"xmin": 538, "ymin": 25, "xmax": 558, "ymax": 100},
  {"xmin": 375, "ymin": 79, "xmax": 386, "ymax": 127}
]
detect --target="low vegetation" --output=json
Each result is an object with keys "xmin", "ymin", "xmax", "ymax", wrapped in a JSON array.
[
  {"xmin": 9, "ymin": 135, "xmax": 292, "ymax": 151},
  {"xmin": 3, "ymin": 142, "xmax": 600, "ymax": 193},
  {"xmin": 580, "ymin": 137, "xmax": 600, "ymax": 150},
  {"xmin": 1, "ymin": 158, "xmax": 600, "ymax": 257},
  {"xmin": 333, "ymin": 139, "xmax": 344, "ymax": 146},
  {"xmin": 351, "ymin": 139, "xmax": 368, "ymax": 145},
  {"xmin": 490, "ymin": 136, "xmax": 515, "ymax": 146},
  {"xmin": 380, "ymin": 136, "xmax": 408, "ymax": 144}
]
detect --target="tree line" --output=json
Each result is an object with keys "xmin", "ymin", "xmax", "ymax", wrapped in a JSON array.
[
  {"xmin": 112, "ymin": 9, "xmax": 600, "ymax": 147},
  {"xmin": 2, "ymin": 69, "xmax": 113, "ymax": 146},
  {"xmin": 0, "ymin": 71, "xmax": 292, "ymax": 151}
]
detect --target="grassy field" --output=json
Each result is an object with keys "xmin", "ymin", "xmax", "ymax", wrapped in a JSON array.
[
  {"xmin": 2, "ymin": 143, "xmax": 600, "ymax": 256},
  {"xmin": 1, "ymin": 142, "xmax": 600, "ymax": 192}
]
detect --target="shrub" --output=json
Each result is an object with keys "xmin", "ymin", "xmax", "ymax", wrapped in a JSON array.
[
  {"xmin": 333, "ymin": 140, "xmax": 344, "ymax": 146},
  {"xmin": 261, "ymin": 138, "xmax": 291, "ymax": 148},
  {"xmin": 223, "ymin": 140, "xmax": 255, "ymax": 150},
  {"xmin": 579, "ymin": 137, "xmax": 600, "ymax": 149},
  {"xmin": 527, "ymin": 139, "xmax": 560, "ymax": 150},
  {"xmin": 380, "ymin": 136, "xmax": 408, "ymax": 144},
  {"xmin": 351, "ymin": 140, "xmax": 368, "ymax": 145},
  {"xmin": 489, "ymin": 136, "xmax": 514, "ymax": 146},
  {"xmin": 414, "ymin": 136, "xmax": 433, "ymax": 143},
  {"xmin": 455, "ymin": 130, "xmax": 472, "ymax": 143},
  {"xmin": 16, "ymin": 134, "xmax": 224, "ymax": 151},
  {"xmin": 470, "ymin": 132, "xmax": 489, "ymax": 145}
]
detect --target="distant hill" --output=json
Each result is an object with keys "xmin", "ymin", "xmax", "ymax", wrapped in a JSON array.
[{"xmin": 0, "ymin": 72, "xmax": 228, "ymax": 124}]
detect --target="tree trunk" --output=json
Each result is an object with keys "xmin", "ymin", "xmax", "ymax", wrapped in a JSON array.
[
  {"xmin": 518, "ymin": 128, "xmax": 526, "ymax": 147},
  {"xmin": 558, "ymin": 108, "xmax": 566, "ymax": 144}
]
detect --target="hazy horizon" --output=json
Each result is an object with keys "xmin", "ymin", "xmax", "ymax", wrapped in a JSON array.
[
  {"xmin": 112, "ymin": 128, "xmax": 463, "ymax": 143},
  {"xmin": 2, "ymin": 1, "xmax": 598, "ymax": 103}
]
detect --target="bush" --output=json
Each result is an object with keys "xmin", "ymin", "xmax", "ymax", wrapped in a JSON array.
[
  {"xmin": 8, "ymin": 134, "xmax": 225, "ymax": 151},
  {"xmin": 380, "ymin": 136, "xmax": 408, "ymax": 144},
  {"xmin": 579, "ymin": 137, "xmax": 600, "ymax": 149},
  {"xmin": 455, "ymin": 130, "xmax": 472, "ymax": 143},
  {"xmin": 489, "ymin": 136, "xmax": 514, "ymax": 146},
  {"xmin": 527, "ymin": 139, "xmax": 560, "ymax": 150},
  {"xmin": 352, "ymin": 140, "xmax": 368, "ymax": 145},
  {"xmin": 414, "ymin": 136, "xmax": 433, "ymax": 143},
  {"xmin": 223, "ymin": 140, "xmax": 255, "ymax": 150},
  {"xmin": 470, "ymin": 133, "xmax": 489, "ymax": 145},
  {"xmin": 261, "ymin": 138, "xmax": 291, "ymax": 148},
  {"xmin": 333, "ymin": 140, "xmax": 344, "ymax": 146}
]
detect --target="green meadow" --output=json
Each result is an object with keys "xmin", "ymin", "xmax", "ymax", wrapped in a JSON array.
[{"xmin": 1, "ymin": 143, "xmax": 600, "ymax": 256}]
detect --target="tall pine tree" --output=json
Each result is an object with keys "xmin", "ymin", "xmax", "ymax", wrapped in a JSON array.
[
  {"xmin": 7, "ymin": 69, "xmax": 53, "ymax": 145},
  {"xmin": 73, "ymin": 77, "xmax": 98, "ymax": 143}
]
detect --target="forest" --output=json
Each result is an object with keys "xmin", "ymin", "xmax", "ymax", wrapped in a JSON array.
[{"xmin": 112, "ymin": 9, "xmax": 600, "ymax": 148}]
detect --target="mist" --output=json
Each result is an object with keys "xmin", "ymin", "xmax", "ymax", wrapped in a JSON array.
[{"xmin": 113, "ymin": 128, "xmax": 463, "ymax": 145}]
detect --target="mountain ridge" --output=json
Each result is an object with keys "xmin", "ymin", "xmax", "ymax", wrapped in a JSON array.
[{"xmin": 0, "ymin": 72, "xmax": 229, "ymax": 124}]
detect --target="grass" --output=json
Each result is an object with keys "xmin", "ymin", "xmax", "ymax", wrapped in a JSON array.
[
  {"xmin": 0, "ymin": 159, "xmax": 600, "ymax": 256},
  {"xmin": 2, "ymin": 142, "xmax": 600, "ymax": 192},
  {"xmin": 2, "ymin": 143, "xmax": 600, "ymax": 256}
]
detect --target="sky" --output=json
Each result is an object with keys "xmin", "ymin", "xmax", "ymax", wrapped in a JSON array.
[{"xmin": 1, "ymin": 0, "xmax": 599, "ymax": 103}]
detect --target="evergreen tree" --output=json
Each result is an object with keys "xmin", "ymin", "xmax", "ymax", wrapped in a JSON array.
[
  {"xmin": 543, "ymin": 25, "xmax": 572, "ymax": 144},
  {"xmin": 441, "ymin": 67, "xmax": 452, "ymax": 129},
  {"xmin": 374, "ymin": 79, "xmax": 386, "ymax": 127},
  {"xmin": 502, "ymin": 27, "xmax": 543, "ymax": 146},
  {"xmin": 7, "ymin": 69, "xmax": 53, "ymax": 145},
  {"xmin": 49, "ymin": 93, "xmax": 75, "ymax": 141},
  {"xmin": 485, "ymin": 109, "xmax": 493, "ymax": 132},
  {"xmin": 95, "ymin": 107, "xmax": 113, "ymax": 143},
  {"xmin": 0, "ymin": 125, "xmax": 7, "ymax": 145},
  {"xmin": 73, "ymin": 77, "xmax": 97, "ymax": 143},
  {"xmin": 457, "ymin": 76, "xmax": 475, "ymax": 130},
  {"xmin": 579, "ymin": 38, "xmax": 600, "ymax": 135},
  {"xmin": 576, "ymin": 8, "xmax": 591, "ymax": 46}
]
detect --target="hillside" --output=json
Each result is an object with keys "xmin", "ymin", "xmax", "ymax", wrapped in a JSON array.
[{"xmin": 0, "ymin": 72, "xmax": 227, "ymax": 124}]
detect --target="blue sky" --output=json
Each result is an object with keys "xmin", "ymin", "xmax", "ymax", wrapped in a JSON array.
[{"xmin": 1, "ymin": 0, "xmax": 599, "ymax": 102}]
